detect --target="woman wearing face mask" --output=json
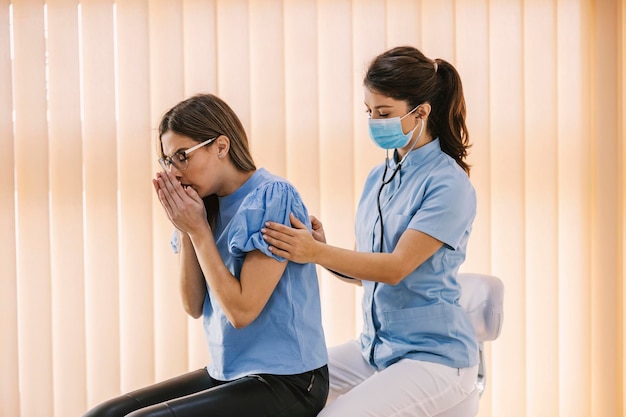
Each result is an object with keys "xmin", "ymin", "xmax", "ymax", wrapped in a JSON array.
[
  {"xmin": 261, "ymin": 46, "xmax": 478, "ymax": 416},
  {"xmin": 83, "ymin": 93, "xmax": 328, "ymax": 417}
]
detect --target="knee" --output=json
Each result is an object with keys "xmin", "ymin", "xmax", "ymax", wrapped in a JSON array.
[
  {"xmin": 82, "ymin": 395, "xmax": 139, "ymax": 417},
  {"xmin": 126, "ymin": 404, "xmax": 173, "ymax": 417}
]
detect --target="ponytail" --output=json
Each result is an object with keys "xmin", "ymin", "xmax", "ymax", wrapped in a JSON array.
[{"xmin": 429, "ymin": 59, "xmax": 471, "ymax": 174}]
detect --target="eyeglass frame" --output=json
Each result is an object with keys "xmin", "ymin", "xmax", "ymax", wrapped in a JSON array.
[{"xmin": 158, "ymin": 137, "xmax": 217, "ymax": 172}]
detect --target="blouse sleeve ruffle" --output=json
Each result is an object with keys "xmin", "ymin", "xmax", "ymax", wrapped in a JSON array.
[{"xmin": 228, "ymin": 181, "xmax": 309, "ymax": 261}]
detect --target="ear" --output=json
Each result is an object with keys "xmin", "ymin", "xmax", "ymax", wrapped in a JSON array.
[
  {"xmin": 215, "ymin": 135, "xmax": 230, "ymax": 159},
  {"xmin": 416, "ymin": 103, "xmax": 431, "ymax": 120}
]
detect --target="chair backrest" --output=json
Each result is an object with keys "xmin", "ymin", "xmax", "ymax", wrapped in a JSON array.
[
  {"xmin": 432, "ymin": 273, "xmax": 505, "ymax": 417},
  {"xmin": 458, "ymin": 273, "xmax": 504, "ymax": 342},
  {"xmin": 457, "ymin": 272, "xmax": 504, "ymax": 398}
]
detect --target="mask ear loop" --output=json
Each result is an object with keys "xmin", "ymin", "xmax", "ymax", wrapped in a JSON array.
[
  {"xmin": 381, "ymin": 116, "xmax": 425, "ymax": 184},
  {"xmin": 377, "ymin": 116, "xmax": 425, "ymax": 252}
]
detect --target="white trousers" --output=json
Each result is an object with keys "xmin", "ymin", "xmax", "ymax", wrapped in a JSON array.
[{"xmin": 317, "ymin": 340, "xmax": 478, "ymax": 417}]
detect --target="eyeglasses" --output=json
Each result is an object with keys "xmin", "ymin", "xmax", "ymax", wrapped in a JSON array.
[{"xmin": 158, "ymin": 137, "xmax": 217, "ymax": 172}]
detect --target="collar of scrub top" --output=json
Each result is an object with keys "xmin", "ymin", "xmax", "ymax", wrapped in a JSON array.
[{"xmin": 387, "ymin": 137, "xmax": 442, "ymax": 171}]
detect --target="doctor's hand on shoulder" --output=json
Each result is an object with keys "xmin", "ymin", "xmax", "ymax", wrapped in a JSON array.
[{"xmin": 263, "ymin": 213, "xmax": 324, "ymax": 264}]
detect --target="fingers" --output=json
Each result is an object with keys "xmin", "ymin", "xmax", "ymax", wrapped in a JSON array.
[
  {"xmin": 184, "ymin": 184, "xmax": 203, "ymax": 204},
  {"xmin": 152, "ymin": 178, "xmax": 170, "ymax": 210},
  {"xmin": 158, "ymin": 172, "xmax": 186, "ymax": 207},
  {"xmin": 157, "ymin": 171, "xmax": 184, "ymax": 196},
  {"xmin": 289, "ymin": 213, "xmax": 308, "ymax": 229},
  {"xmin": 261, "ymin": 229, "xmax": 293, "ymax": 250},
  {"xmin": 267, "ymin": 245, "xmax": 293, "ymax": 260},
  {"xmin": 153, "ymin": 173, "xmax": 185, "ymax": 224},
  {"xmin": 264, "ymin": 213, "xmax": 307, "ymax": 233},
  {"xmin": 157, "ymin": 172, "xmax": 200, "ymax": 220},
  {"xmin": 263, "ymin": 220, "xmax": 296, "ymax": 236},
  {"xmin": 310, "ymin": 215, "xmax": 323, "ymax": 231}
]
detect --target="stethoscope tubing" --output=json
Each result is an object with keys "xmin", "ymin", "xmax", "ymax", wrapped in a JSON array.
[{"xmin": 375, "ymin": 118, "xmax": 425, "ymax": 253}]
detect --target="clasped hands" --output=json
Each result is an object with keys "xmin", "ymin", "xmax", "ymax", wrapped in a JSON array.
[{"xmin": 152, "ymin": 171, "xmax": 208, "ymax": 235}]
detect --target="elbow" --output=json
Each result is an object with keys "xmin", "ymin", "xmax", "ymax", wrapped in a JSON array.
[
  {"xmin": 383, "ymin": 254, "xmax": 423, "ymax": 285},
  {"xmin": 227, "ymin": 310, "xmax": 258, "ymax": 329},
  {"xmin": 387, "ymin": 274, "xmax": 405, "ymax": 286},
  {"xmin": 180, "ymin": 285, "xmax": 206, "ymax": 319},
  {"xmin": 187, "ymin": 308, "xmax": 203, "ymax": 319},
  {"xmin": 182, "ymin": 300, "xmax": 203, "ymax": 319},
  {"xmin": 386, "ymin": 266, "xmax": 411, "ymax": 285},
  {"xmin": 229, "ymin": 319, "xmax": 250, "ymax": 329}
]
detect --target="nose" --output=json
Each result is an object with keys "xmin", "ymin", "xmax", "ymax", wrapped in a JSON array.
[
  {"xmin": 166, "ymin": 164, "xmax": 185, "ymax": 183},
  {"xmin": 168, "ymin": 162, "xmax": 183, "ymax": 175}
]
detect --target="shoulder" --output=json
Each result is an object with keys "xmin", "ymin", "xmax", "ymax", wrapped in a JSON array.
[
  {"xmin": 428, "ymin": 154, "xmax": 474, "ymax": 192},
  {"xmin": 248, "ymin": 169, "xmax": 300, "ymax": 200},
  {"xmin": 238, "ymin": 169, "xmax": 307, "ymax": 215}
]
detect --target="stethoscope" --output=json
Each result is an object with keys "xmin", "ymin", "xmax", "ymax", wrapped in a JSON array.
[
  {"xmin": 375, "ymin": 117, "xmax": 425, "ymax": 253},
  {"xmin": 328, "ymin": 117, "xmax": 425, "ymax": 280}
]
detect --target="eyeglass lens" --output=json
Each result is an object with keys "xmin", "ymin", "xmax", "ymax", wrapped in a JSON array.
[{"xmin": 160, "ymin": 153, "xmax": 188, "ymax": 171}]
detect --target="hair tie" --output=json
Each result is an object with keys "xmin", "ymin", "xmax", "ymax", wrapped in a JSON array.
[{"xmin": 433, "ymin": 60, "xmax": 438, "ymax": 73}]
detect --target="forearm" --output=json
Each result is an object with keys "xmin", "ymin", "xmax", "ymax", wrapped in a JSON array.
[
  {"xmin": 312, "ymin": 242, "xmax": 406, "ymax": 285},
  {"xmin": 187, "ymin": 225, "xmax": 249, "ymax": 326},
  {"xmin": 178, "ymin": 232, "xmax": 207, "ymax": 318},
  {"xmin": 324, "ymin": 267, "xmax": 363, "ymax": 286},
  {"xmin": 263, "ymin": 221, "xmax": 442, "ymax": 285}
]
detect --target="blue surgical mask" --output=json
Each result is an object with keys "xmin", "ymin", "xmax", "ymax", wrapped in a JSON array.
[{"xmin": 368, "ymin": 106, "xmax": 420, "ymax": 149}]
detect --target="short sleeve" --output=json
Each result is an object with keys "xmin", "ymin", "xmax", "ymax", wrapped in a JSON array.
[
  {"xmin": 170, "ymin": 229, "xmax": 180, "ymax": 253},
  {"xmin": 408, "ymin": 171, "xmax": 476, "ymax": 250},
  {"xmin": 228, "ymin": 181, "xmax": 310, "ymax": 261}
]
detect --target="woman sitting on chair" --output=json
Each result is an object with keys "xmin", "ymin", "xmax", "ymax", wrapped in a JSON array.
[{"xmin": 83, "ymin": 93, "xmax": 329, "ymax": 417}]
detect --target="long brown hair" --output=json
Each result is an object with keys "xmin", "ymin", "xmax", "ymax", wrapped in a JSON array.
[
  {"xmin": 158, "ymin": 93, "xmax": 256, "ymax": 228},
  {"xmin": 364, "ymin": 46, "xmax": 471, "ymax": 174}
]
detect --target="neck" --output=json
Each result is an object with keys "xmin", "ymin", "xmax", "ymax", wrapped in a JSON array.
[
  {"xmin": 216, "ymin": 167, "xmax": 255, "ymax": 197},
  {"xmin": 397, "ymin": 132, "xmax": 433, "ymax": 160}
]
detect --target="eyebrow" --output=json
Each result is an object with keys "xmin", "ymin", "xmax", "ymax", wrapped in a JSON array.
[
  {"xmin": 162, "ymin": 149, "xmax": 182, "ymax": 158},
  {"xmin": 364, "ymin": 103, "xmax": 394, "ymax": 109},
  {"xmin": 163, "ymin": 145, "xmax": 194, "ymax": 158}
]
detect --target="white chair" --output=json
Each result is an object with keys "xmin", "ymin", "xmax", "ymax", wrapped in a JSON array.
[{"xmin": 434, "ymin": 273, "xmax": 504, "ymax": 417}]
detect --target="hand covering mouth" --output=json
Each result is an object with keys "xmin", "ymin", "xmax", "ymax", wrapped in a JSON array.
[{"xmin": 181, "ymin": 183, "xmax": 199, "ymax": 194}]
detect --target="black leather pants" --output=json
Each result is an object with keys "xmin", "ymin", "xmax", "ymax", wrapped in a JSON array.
[{"xmin": 83, "ymin": 365, "xmax": 329, "ymax": 417}]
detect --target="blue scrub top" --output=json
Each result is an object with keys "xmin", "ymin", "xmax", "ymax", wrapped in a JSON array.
[
  {"xmin": 172, "ymin": 168, "xmax": 328, "ymax": 380},
  {"xmin": 355, "ymin": 139, "xmax": 478, "ymax": 370}
]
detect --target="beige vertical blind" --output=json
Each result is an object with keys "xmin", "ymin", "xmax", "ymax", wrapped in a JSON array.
[{"xmin": 1, "ymin": 1, "xmax": 624, "ymax": 416}]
